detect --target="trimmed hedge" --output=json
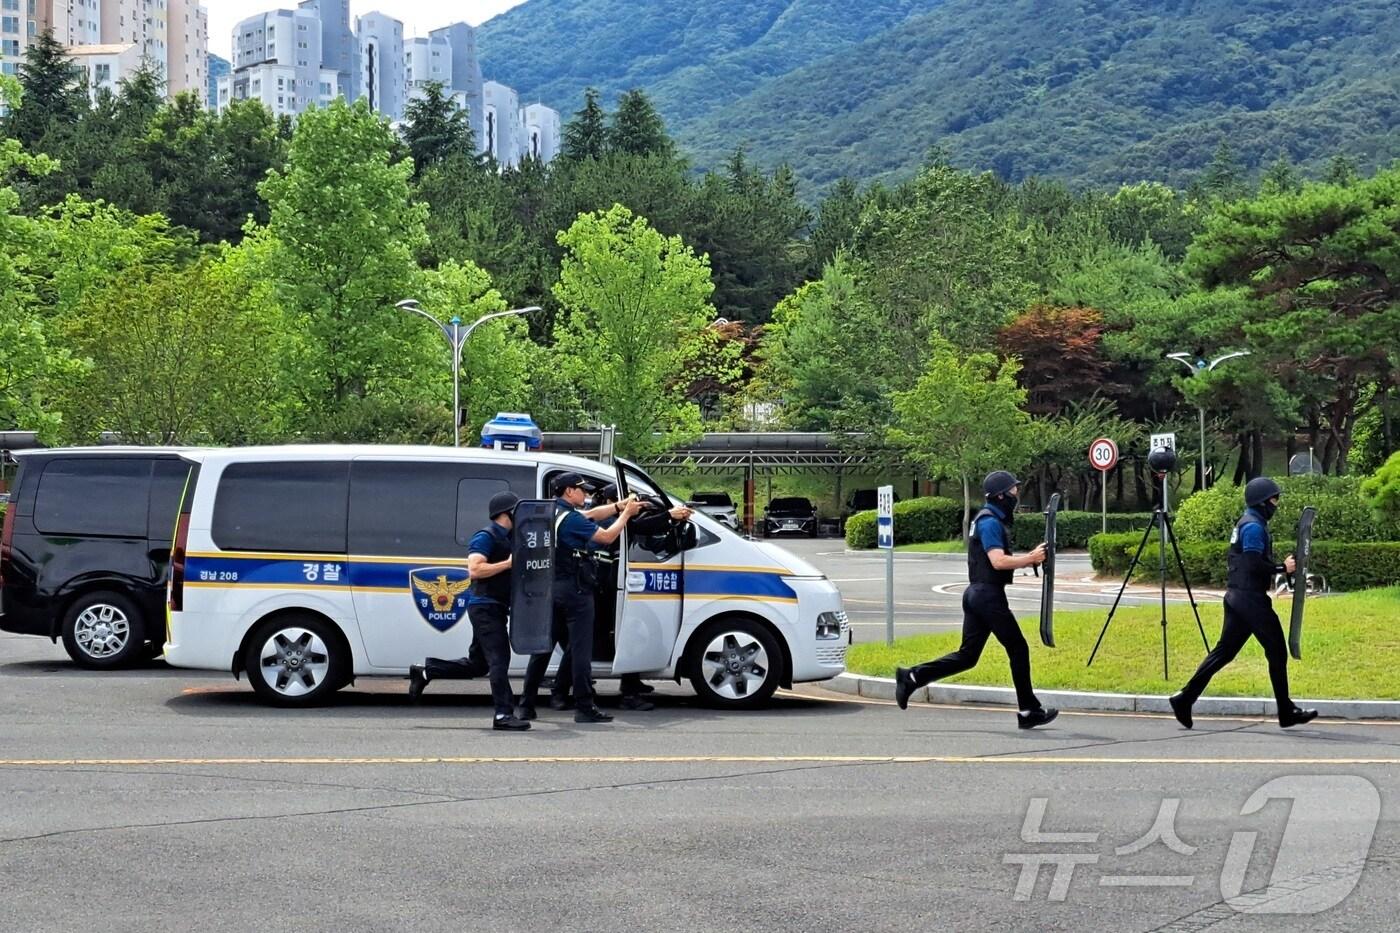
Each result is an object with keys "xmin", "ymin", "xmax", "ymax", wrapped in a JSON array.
[
  {"xmin": 845, "ymin": 497, "xmax": 962, "ymax": 548},
  {"xmin": 1011, "ymin": 511, "xmax": 1154, "ymax": 550},
  {"xmin": 1088, "ymin": 531, "xmax": 1400, "ymax": 591},
  {"xmin": 1175, "ymin": 476, "xmax": 1400, "ymax": 543}
]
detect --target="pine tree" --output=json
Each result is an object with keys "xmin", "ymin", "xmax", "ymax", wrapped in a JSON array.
[
  {"xmin": 561, "ymin": 88, "xmax": 607, "ymax": 161},
  {"xmin": 401, "ymin": 81, "xmax": 475, "ymax": 178},
  {"xmin": 4, "ymin": 30, "xmax": 87, "ymax": 147},
  {"xmin": 1200, "ymin": 140, "xmax": 1245, "ymax": 200},
  {"xmin": 607, "ymin": 89, "xmax": 673, "ymax": 158}
]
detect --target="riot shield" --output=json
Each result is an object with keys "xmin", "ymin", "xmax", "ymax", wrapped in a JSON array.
[
  {"xmin": 1039, "ymin": 493, "xmax": 1061, "ymax": 648},
  {"xmin": 509, "ymin": 499, "xmax": 556, "ymax": 655},
  {"xmin": 1288, "ymin": 505, "xmax": 1317, "ymax": 661}
]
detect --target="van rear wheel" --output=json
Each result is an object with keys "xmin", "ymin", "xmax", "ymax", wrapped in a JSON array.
[
  {"xmin": 61, "ymin": 591, "xmax": 145, "ymax": 669},
  {"xmin": 244, "ymin": 615, "xmax": 347, "ymax": 707},
  {"xmin": 686, "ymin": 617, "xmax": 782, "ymax": 710}
]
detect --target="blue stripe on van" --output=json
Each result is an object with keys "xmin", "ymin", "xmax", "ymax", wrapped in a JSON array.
[{"xmin": 683, "ymin": 569, "xmax": 796, "ymax": 600}]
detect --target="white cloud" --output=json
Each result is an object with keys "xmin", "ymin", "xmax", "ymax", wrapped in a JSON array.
[{"xmin": 206, "ymin": 1, "xmax": 528, "ymax": 60}]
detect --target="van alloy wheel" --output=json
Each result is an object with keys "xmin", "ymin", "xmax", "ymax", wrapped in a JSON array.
[
  {"xmin": 258, "ymin": 627, "xmax": 331, "ymax": 698},
  {"xmin": 700, "ymin": 631, "xmax": 770, "ymax": 700},
  {"xmin": 73, "ymin": 603, "xmax": 131, "ymax": 660}
]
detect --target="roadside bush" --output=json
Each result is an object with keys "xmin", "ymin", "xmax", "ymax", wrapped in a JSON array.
[
  {"xmin": 845, "ymin": 496, "xmax": 962, "ymax": 548},
  {"xmin": 1088, "ymin": 532, "xmax": 1400, "ymax": 591},
  {"xmin": 1175, "ymin": 476, "xmax": 1400, "ymax": 543},
  {"xmin": 1361, "ymin": 451, "xmax": 1400, "ymax": 519},
  {"xmin": 1011, "ymin": 511, "xmax": 1154, "ymax": 550}
]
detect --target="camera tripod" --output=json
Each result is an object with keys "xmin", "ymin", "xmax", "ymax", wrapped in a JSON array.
[{"xmin": 1086, "ymin": 502, "xmax": 1211, "ymax": 679}]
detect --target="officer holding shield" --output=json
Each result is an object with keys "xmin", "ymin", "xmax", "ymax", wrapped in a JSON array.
[
  {"xmin": 1169, "ymin": 478, "xmax": 1319, "ymax": 729},
  {"xmin": 517, "ymin": 473, "xmax": 641, "ymax": 724},
  {"xmin": 461, "ymin": 492, "xmax": 531, "ymax": 730},
  {"xmin": 893, "ymin": 471, "xmax": 1058, "ymax": 729}
]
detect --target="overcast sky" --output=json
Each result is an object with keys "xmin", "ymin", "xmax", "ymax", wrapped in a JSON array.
[{"xmin": 206, "ymin": 1, "xmax": 528, "ymax": 60}]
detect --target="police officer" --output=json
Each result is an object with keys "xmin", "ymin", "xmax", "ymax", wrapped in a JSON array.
[
  {"xmin": 549, "ymin": 483, "xmax": 692, "ymax": 711},
  {"xmin": 1169, "ymin": 478, "xmax": 1319, "ymax": 730},
  {"xmin": 407, "ymin": 633, "xmax": 488, "ymax": 700},
  {"xmin": 893, "ymin": 471, "xmax": 1058, "ymax": 729},
  {"xmin": 517, "ymin": 473, "xmax": 641, "ymax": 723}
]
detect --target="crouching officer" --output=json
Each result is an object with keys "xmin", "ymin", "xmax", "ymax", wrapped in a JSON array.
[
  {"xmin": 1170, "ymin": 478, "xmax": 1318, "ymax": 730},
  {"xmin": 459, "ymin": 492, "xmax": 531, "ymax": 730},
  {"xmin": 518, "ymin": 473, "xmax": 641, "ymax": 724},
  {"xmin": 893, "ymin": 471, "xmax": 1058, "ymax": 729}
]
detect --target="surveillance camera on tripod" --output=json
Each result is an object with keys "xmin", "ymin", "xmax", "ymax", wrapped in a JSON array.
[{"xmin": 1087, "ymin": 438, "xmax": 1211, "ymax": 678}]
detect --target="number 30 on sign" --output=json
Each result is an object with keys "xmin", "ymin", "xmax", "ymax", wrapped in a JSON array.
[{"xmin": 1089, "ymin": 438, "xmax": 1119, "ymax": 472}]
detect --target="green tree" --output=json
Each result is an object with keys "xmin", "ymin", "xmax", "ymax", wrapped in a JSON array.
[
  {"xmin": 1360, "ymin": 451, "xmax": 1400, "ymax": 518},
  {"xmin": 561, "ymin": 87, "xmax": 608, "ymax": 161},
  {"xmin": 257, "ymin": 99, "xmax": 429, "ymax": 435},
  {"xmin": 3, "ymin": 30, "xmax": 85, "ymax": 148},
  {"xmin": 890, "ymin": 339, "xmax": 1036, "ymax": 534},
  {"xmin": 552, "ymin": 204, "xmax": 717, "ymax": 457},
  {"xmin": 401, "ymin": 82, "xmax": 476, "ymax": 178},
  {"xmin": 808, "ymin": 177, "xmax": 864, "ymax": 272},
  {"xmin": 607, "ymin": 89, "xmax": 673, "ymax": 158}
]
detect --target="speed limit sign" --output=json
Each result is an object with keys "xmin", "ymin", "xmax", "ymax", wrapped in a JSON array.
[{"xmin": 1089, "ymin": 437, "xmax": 1119, "ymax": 472}]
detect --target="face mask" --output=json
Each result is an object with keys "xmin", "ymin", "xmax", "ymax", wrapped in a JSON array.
[
  {"xmin": 995, "ymin": 494, "xmax": 1017, "ymax": 520},
  {"xmin": 1257, "ymin": 500, "xmax": 1277, "ymax": 522}
]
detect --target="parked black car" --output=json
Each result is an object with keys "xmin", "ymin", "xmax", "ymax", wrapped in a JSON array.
[
  {"xmin": 763, "ymin": 497, "xmax": 820, "ymax": 537},
  {"xmin": 0, "ymin": 449, "xmax": 191, "ymax": 668}
]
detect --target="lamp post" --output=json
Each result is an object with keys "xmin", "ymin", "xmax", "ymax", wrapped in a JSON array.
[
  {"xmin": 395, "ymin": 300, "xmax": 540, "ymax": 447},
  {"xmin": 1167, "ymin": 349, "xmax": 1251, "ymax": 490}
]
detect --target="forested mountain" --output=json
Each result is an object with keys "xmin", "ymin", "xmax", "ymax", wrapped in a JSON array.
[{"xmin": 480, "ymin": 0, "xmax": 1400, "ymax": 194}]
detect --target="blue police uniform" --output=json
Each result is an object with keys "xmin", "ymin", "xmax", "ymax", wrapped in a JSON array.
[
  {"xmin": 519, "ymin": 499, "xmax": 602, "ymax": 708},
  {"xmin": 901, "ymin": 501, "xmax": 1044, "ymax": 714},
  {"xmin": 464, "ymin": 521, "xmax": 518, "ymax": 719},
  {"xmin": 1176, "ymin": 507, "xmax": 1296, "ymax": 711}
]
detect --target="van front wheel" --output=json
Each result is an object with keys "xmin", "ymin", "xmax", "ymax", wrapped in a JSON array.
[
  {"xmin": 686, "ymin": 618, "xmax": 782, "ymax": 710},
  {"xmin": 244, "ymin": 615, "xmax": 347, "ymax": 707}
]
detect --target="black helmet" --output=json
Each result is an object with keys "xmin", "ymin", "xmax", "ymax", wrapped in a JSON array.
[
  {"xmin": 488, "ymin": 491, "xmax": 520, "ymax": 519},
  {"xmin": 596, "ymin": 483, "xmax": 619, "ymax": 502},
  {"xmin": 1244, "ymin": 477, "xmax": 1282, "ymax": 507},
  {"xmin": 983, "ymin": 471, "xmax": 1020, "ymax": 498}
]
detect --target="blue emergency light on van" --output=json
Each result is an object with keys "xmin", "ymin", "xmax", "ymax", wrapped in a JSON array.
[{"xmin": 481, "ymin": 412, "xmax": 542, "ymax": 451}]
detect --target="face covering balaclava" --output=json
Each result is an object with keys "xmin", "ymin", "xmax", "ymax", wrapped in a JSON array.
[
  {"xmin": 993, "ymin": 493, "xmax": 1017, "ymax": 522},
  {"xmin": 1256, "ymin": 499, "xmax": 1277, "ymax": 523}
]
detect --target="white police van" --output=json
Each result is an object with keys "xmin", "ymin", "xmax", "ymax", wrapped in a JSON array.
[{"xmin": 163, "ymin": 446, "xmax": 849, "ymax": 708}]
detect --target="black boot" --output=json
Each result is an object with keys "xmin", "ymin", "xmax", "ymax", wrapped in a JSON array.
[
  {"xmin": 1279, "ymin": 706, "xmax": 1319, "ymax": 728},
  {"xmin": 514, "ymin": 702, "xmax": 537, "ymax": 721},
  {"xmin": 1017, "ymin": 708, "xmax": 1059, "ymax": 730},
  {"xmin": 574, "ymin": 704, "xmax": 614, "ymax": 724},
  {"xmin": 894, "ymin": 667, "xmax": 915, "ymax": 710},
  {"xmin": 493, "ymin": 714, "xmax": 531, "ymax": 731},
  {"xmin": 548, "ymin": 692, "xmax": 575, "ymax": 711},
  {"xmin": 1169, "ymin": 693, "xmax": 1193, "ymax": 730},
  {"xmin": 407, "ymin": 665, "xmax": 429, "ymax": 701}
]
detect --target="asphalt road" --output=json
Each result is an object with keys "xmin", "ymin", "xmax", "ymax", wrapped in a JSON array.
[
  {"xmin": 2, "ymin": 624, "xmax": 1397, "ymax": 932},
  {"xmin": 774, "ymin": 539, "xmax": 1201, "ymax": 643}
]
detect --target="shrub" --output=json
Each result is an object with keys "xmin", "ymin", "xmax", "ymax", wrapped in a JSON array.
[
  {"xmin": 1361, "ymin": 451, "xmax": 1400, "ymax": 519},
  {"xmin": 845, "ymin": 496, "xmax": 962, "ymax": 548},
  {"xmin": 1175, "ymin": 475, "xmax": 1400, "ymax": 543},
  {"xmin": 1011, "ymin": 511, "xmax": 1155, "ymax": 550},
  {"xmin": 1088, "ymin": 532, "xmax": 1400, "ymax": 591}
]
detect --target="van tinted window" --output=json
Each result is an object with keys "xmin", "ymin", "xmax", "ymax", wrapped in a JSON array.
[
  {"xmin": 34, "ymin": 458, "xmax": 152, "ymax": 538},
  {"xmin": 348, "ymin": 461, "xmax": 534, "ymax": 556},
  {"xmin": 212, "ymin": 462, "xmax": 349, "ymax": 554}
]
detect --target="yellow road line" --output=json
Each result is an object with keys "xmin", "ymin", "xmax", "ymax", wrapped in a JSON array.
[{"xmin": 1, "ymin": 755, "xmax": 1398, "ymax": 767}]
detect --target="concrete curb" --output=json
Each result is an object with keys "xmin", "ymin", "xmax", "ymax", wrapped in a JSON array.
[{"xmin": 825, "ymin": 672, "xmax": 1400, "ymax": 721}]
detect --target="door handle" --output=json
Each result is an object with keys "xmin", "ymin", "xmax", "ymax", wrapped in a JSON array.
[{"xmin": 626, "ymin": 571, "xmax": 646, "ymax": 593}]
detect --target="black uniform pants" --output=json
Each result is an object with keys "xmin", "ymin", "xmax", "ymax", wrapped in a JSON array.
[
  {"xmin": 1179, "ymin": 590, "xmax": 1293, "ymax": 710},
  {"xmin": 465, "ymin": 602, "xmax": 516, "ymax": 718},
  {"xmin": 908, "ymin": 583, "xmax": 1042, "ymax": 712},
  {"xmin": 522, "ymin": 590, "xmax": 595, "ymax": 704},
  {"xmin": 422, "ymin": 636, "xmax": 489, "ymax": 680}
]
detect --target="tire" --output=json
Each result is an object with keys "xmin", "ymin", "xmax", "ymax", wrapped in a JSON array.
[
  {"xmin": 685, "ymin": 617, "xmax": 783, "ymax": 710},
  {"xmin": 61, "ymin": 591, "xmax": 146, "ymax": 669},
  {"xmin": 243, "ymin": 614, "xmax": 349, "ymax": 707}
]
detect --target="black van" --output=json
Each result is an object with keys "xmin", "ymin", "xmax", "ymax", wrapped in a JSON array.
[{"xmin": 0, "ymin": 449, "xmax": 191, "ymax": 668}]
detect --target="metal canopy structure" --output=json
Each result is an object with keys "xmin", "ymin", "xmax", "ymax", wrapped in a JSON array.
[{"xmin": 541, "ymin": 431, "xmax": 891, "ymax": 475}]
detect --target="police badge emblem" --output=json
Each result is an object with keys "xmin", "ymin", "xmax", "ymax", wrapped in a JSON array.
[{"xmin": 409, "ymin": 567, "xmax": 471, "ymax": 632}]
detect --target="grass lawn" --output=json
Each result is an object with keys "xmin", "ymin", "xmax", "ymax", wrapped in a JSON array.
[
  {"xmin": 847, "ymin": 587, "xmax": 1400, "ymax": 700},
  {"xmin": 896, "ymin": 540, "xmax": 965, "ymax": 553}
]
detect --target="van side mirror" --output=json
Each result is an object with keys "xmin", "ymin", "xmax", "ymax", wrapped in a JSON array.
[{"xmin": 677, "ymin": 521, "xmax": 698, "ymax": 550}]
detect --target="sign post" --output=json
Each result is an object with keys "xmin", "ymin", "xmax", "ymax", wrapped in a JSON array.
[
  {"xmin": 877, "ymin": 485, "xmax": 895, "ymax": 646},
  {"xmin": 1088, "ymin": 437, "xmax": 1119, "ymax": 534}
]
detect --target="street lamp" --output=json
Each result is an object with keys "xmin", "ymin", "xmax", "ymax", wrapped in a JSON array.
[
  {"xmin": 1167, "ymin": 349, "xmax": 1251, "ymax": 490},
  {"xmin": 395, "ymin": 299, "xmax": 541, "ymax": 447}
]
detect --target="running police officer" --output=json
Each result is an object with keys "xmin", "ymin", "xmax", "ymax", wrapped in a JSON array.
[
  {"xmin": 893, "ymin": 471, "xmax": 1058, "ymax": 729},
  {"xmin": 1170, "ymin": 478, "xmax": 1319, "ymax": 729},
  {"xmin": 517, "ymin": 473, "xmax": 641, "ymax": 724}
]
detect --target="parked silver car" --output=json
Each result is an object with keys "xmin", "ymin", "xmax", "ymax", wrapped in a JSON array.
[{"xmin": 686, "ymin": 491, "xmax": 739, "ymax": 529}]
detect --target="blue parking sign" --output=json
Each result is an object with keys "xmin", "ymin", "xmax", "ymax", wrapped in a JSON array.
[{"xmin": 877, "ymin": 486, "xmax": 894, "ymax": 550}]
